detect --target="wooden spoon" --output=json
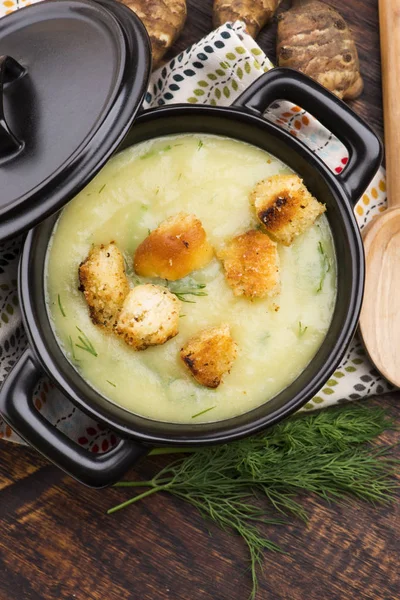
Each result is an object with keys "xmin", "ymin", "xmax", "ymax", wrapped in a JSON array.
[{"xmin": 359, "ymin": 0, "xmax": 400, "ymax": 386}]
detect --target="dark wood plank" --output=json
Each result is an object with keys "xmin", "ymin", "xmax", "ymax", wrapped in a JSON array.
[
  {"xmin": 0, "ymin": 1, "xmax": 395, "ymax": 599},
  {"xmin": 0, "ymin": 395, "xmax": 399, "ymax": 600}
]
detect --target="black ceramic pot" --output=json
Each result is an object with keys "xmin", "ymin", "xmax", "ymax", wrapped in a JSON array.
[{"xmin": 0, "ymin": 69, "xmax": 382, "ymax": 487}]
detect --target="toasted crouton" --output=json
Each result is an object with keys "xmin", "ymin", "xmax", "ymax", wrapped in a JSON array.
[
  {"xmin": 218, "ymin": 230, "xmax": 280, "ymax": 299},
  {"xmin": 116, "ymin": 284, "xmax": 180, "ymax": 350},
  {"xmin": 250, "ymin": 174, "xmax": 326, "ymax": 246},
  {"xmin": 134, "ymin": 212, "xmax": 214, "ymax": 281},
  {"xmin": 180, "ymin": 324, "xmax": 237, "ymax": 388},
  {"xmin": 79, "ymin": 242, "xmax": 130, "ymax": 330}
]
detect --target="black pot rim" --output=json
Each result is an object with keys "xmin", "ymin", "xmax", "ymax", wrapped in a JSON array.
[{"xmin": 19, "ymin": 102, "xmax": 366, "ymax": 446}]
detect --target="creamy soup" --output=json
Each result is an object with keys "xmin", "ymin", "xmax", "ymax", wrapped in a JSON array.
[{"xmin": 46, "ymin": 134, "xmax": 337, "ymax": 423}]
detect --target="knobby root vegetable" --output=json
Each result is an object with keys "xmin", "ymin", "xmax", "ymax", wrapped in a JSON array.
[
  {"xmin": 213, "ymin": 0, "xmax": 282, "ymax": 37},
  {"xmin": 119, "ymin": 0, "xmax": 187, "ymax": 69},
  {"xmin": 277, "ymin": 0, "xmax": 363, "ymax": 100}
]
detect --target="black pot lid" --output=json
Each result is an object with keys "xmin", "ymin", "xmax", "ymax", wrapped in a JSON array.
[{"xmin": 0, "ymin": 0, "xmax": 151, "ymax": 241}]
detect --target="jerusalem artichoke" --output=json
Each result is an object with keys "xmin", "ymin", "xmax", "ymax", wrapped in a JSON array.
[
  {"xmin": 119, "ymin": 0, "xmax": 187, "ymax": 69},
  {"xmin": 277, "ymin": 0, "xmax": 363, "ymax": 100},
  {"xmin": 213, "ymin": 0, "xmax": 282, "ymax": 38}
]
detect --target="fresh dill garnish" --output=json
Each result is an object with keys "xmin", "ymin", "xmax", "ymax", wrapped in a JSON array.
[
  {"xmin": 178, "ymin": 172, "xmax": 183, "ymax": 180},
  {"xmin": 98, "ymin": 184, "xmax": 106, "ymax": 194},
  {"xmin": 140, "ymin": 150, "xmax": 156, "ymax": 160},
  {"xmin": 58, "ymin": 294, "xmax": 66, "ymax": 317},
  {"xmin": 123, "ymin": 255, "xmax": 136, "ymax": 278},
  {"xmin": 68, "ymin": 335, "xmax": 79, "ymax": 362},
  {"xmin": 259, "ymin": 332, "xmax": 270, "ymax": 343},
  {"xmin": 298, "ymin": 321, "xmax": 308, "ymax": 337},
  {"xmin": 107, "ymin": 380, "xmax": 117, "ymax": 387},
  {"xmin": 316, "ymin": 241, "xmax": 331, "ymax": 293},
  {"xmin": 155, "ymin": 187, "xmax": 160, "ymax": 195},
  {"xmin": 141, "ymin": 204, "xmax": 148, "ymax": 211},
  {"xmin": 179, "ymin": 314, "xmax": 187, "ymax": 318},
  {"xmin": 192, "ymin": 406, "xmax": 216, "ymax": 419},
  {"xmin": 141, "ymin": 145, "xmax": 172, "ymax": 160},
  {"xmin": 75, "ymin": 326, "xmax": 98, "ymax": 357},
  {"xmin": 148, "ymin": 228, "xmax": 151, "ymax": 236},
  {"xmin": 108, "ymin": 404, "xmax": 399, "ymax": 600},
  {"xmin": 173, "ymin": 294, "xmax": 197, "ymax": 303},
  {"xmin": 197, "ymin": 140, "xmax": 203, "ymax": 150},
  {"xmin": 167, "ymin": 282, "xmax": 207, "ymax": 303}
]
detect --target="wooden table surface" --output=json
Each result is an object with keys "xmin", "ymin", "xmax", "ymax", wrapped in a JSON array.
[{"xmin": 1, "ymin": 1, "xmax": 399, "ymax": 599}]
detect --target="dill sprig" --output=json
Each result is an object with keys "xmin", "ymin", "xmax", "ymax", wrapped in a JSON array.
[
  {"xmin": 192, "ymin": 406, "xmax": 216, "ymax": 419},
  {"xmin": 68, "ymin": 335, "xmax": 79, "ymax": 362},
  {"xmin": 316, "ymin": 241, "xmax": 331, "ymax": 293},
  {"xmin": 75, "ymin": 326, "xmax": 98, "ymax": 357},
  {"xmin": 58, "ymin": 294, "xmax": 66, "ymax": 317},
  {"xmin": 298, "ymin": 321, "xmax": 307, "ymax": 337},
  {"xmin": 167, "ymin": 282, "xmax": 208, "ymax": 303},
  {"xmin": 140, "ymin": 145, "xmax": 172, "ymax": 160},
  {"xmin": 108, "ymin": 404, "xmax": 398, "ymax": 599}
]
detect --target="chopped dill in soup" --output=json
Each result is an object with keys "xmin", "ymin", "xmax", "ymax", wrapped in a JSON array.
[{"xmin": 46, "ymin": 134, "xmax": 336, "ymax": 423}]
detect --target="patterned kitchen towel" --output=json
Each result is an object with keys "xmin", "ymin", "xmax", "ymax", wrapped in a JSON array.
[{"xmin": 0, "ymin": 2, "xmax": 393, "ymax": 448}]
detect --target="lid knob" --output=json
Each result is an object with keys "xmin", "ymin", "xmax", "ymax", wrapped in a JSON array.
[{"xmin": 0, "ymin": 55, "xmax": 25, "ymax": 163}]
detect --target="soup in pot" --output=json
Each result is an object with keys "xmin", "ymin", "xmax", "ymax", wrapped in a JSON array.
[{"xmin": 46, "ymin": 134, "xmax": 337, "ymax": 423}]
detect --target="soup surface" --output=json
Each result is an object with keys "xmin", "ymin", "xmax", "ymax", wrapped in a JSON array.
[{"xmin": 46, "ymin": 134, "xmax": 337, "ymax": 423}]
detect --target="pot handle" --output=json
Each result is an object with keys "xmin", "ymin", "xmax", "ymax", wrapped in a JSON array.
[
  {"xmin": 0, "ymin": 55, "xmax": 25, "ymax": 163},
  {"xmin": 234, "ymin": 68, "xmax": 383, "ymax": 205},
  {"xmin": 0, "ymin": 349, "xmax": 148, "ymax": 488}
]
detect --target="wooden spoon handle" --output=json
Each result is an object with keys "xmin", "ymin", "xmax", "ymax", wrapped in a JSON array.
[{"xmin": 380, "ymin": 0, "xmax": 400, "ymax": 208}]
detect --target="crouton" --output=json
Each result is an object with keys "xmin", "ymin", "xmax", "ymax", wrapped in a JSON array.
[
  {"xmin": 250, "ymin": 174, "xmax": 326, "ymax": 246},
  {"xmin": 79, "ymin": 242, "xmax": 130, "ymax": 330},
  {"xmin": 116, "ymin": 284, "xmax": 180, "ymax": 350},
  {"xmin": 134, "ymin": 212, "xmax": 214, "ymax": 281},
  {"xmin": 180, "ymin": 324, "xmax": 237, "ymax": 388},
  {"xmin": 218, "ymin": 230, "xmax": 280, "ymax": 299}
]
